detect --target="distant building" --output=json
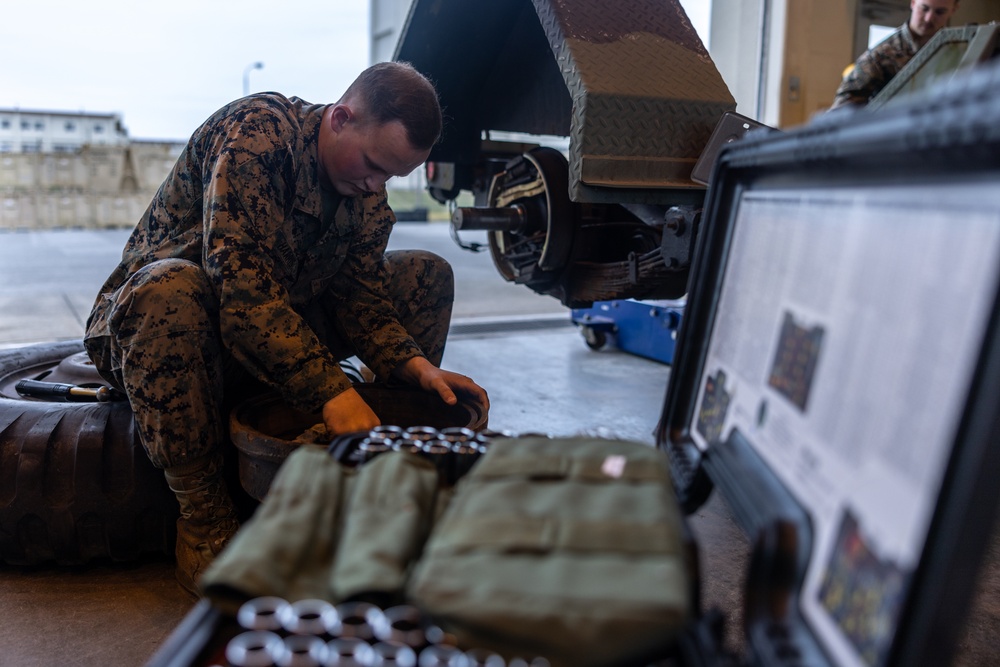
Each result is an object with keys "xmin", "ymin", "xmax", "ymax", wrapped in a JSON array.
[
  {"xmin": 0, "ymin": 107, "xmax": 182, "ymax": 230},
  {"xmin": 0, "ymin": 108, "xmax": 129, "ymax": 154}
]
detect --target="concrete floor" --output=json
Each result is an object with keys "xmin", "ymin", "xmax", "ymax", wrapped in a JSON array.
[{"xmin": 0, "ymin": 225, "xmax": 996, "ymax": 666}]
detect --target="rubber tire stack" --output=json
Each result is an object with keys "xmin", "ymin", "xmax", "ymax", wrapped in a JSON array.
[{"xmin": 0, "ymin": 340, "xmax": 177, "ymax": 565}]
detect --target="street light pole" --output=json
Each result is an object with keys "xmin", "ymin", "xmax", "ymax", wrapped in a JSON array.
[{"xmin": 242, "ymin": 62, "xmax": 264, "ymax": 97}]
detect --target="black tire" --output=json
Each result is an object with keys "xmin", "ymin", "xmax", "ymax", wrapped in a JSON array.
[{"xmin": 0, "ymin": 340, "xmax": 177, "ymax": 565}]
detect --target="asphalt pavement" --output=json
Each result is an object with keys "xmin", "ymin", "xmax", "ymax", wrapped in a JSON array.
[{"xmin": 0, "ymin": 223, "xmax": 568, "ymax": 349}]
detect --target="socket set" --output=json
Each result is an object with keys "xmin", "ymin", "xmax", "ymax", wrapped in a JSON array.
[
  {"xmin": 328, "ymin": 426, "xmax": 515, "ymax": 485},
  {"xmin": 223, "ymin": 597, "xmax": 550, "ymax": 667}
]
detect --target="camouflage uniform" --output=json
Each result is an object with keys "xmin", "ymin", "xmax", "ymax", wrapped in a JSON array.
[
  {"xmin": 84, "ymin": 93, "xmax": 452, "ymax": 470},
  {"xmin": 831, "ymin": 24, "xmax": 918, "ymax": 109}
]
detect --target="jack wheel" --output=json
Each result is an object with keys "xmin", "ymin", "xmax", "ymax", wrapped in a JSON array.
[{"xmin": 581, "ymin": 326, "xmax": 608, "ymax": 351}]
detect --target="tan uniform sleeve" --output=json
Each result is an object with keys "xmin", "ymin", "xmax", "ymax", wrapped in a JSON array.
[{"xmin": 326, "ymin": 188, "xmax": 425, "ymax": 381}]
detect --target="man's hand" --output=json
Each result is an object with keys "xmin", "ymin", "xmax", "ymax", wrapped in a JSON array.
[
  {"xmin": 396, "ymin": 357, "xmax": 490, "ymax": 412},
  {"xmin": 322, "ymin": 387, "xmax": 381, "ymax": 435}
]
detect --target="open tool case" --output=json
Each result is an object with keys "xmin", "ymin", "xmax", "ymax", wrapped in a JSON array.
[
  {"xmin": 148, "ymin": 62, "xmax": 1000, "ymax": 667},
  {"xmin": 657, "ymin": 61, "xmax": 1000, "ymax": 666}
]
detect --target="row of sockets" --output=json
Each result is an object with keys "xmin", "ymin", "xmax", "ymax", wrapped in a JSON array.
[
  {"xmin": 336, "ymin": 426, "xmax": 506, "ymax": 484},
  {"xmin": 226, "ymin": 597, "xmax": 549, "ymax": 667}
]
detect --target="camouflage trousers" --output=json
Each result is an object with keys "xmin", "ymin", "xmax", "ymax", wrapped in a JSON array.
[{"xmin": 83, "ymin": 249, "xmax": 454, "ymax": 469}]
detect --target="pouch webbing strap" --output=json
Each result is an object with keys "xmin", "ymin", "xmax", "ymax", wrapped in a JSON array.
[
  {"xmin": 427, "ymin": 515, "xmax": 679, "ymax": 555},
  {"xmin": 470, "ymin": 453, "xmax": 669, "ymax": 483}
]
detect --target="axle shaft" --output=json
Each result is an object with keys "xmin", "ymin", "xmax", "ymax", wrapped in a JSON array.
[{"xmin": 451, "ymin": 205, "xmax": 526, "ymax": 232}]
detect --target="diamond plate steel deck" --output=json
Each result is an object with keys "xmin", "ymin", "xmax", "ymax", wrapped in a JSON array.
[{"xmin": 396, "ymin": 0, "xmax": 736, "ymax": 205}]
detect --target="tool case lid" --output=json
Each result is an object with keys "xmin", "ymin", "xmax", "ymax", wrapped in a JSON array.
[{"xmin": 657, "ymin": 59, "xmax": 1000, "ymax": 667}]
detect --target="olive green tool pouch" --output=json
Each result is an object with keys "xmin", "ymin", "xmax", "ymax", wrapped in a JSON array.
[
  {"xmin": 407, "ymin": 436, "xmax": 691, "ymax": 667},
  {"xmin": 201, "ymin": 446, "xmax": 352, "ymax": 614},
  {"xmin": 201, "ymin": 448, "xmax": 441, "ymax": 612},
  {"xmin": 330, "ymin": 449, "xmax": 440, "ymax": 604}
]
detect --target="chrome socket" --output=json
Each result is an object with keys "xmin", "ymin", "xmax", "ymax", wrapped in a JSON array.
[
  {"xmin": 402, "ymin": 426, "xmax": 440, "ymax": 442},
  {"xmin": 371, "ymin": 640, "xmax": 418, "ymax": 666},
  {"xmin": 279, "ymin": 598, "xmax": 340, "ymax": 636},
  {"xmin": 463, "ymin": 648, "xmax": 506, "ymax": 667},
  {"xmin": 373, "ymin": 605, "xmax": 428, "ymax": 648},
  {"xmin": 226, "ymin": 630, "xmax": 284, "ymax": 667},
  {"xmin": 335, "ymin": 602, "xmax": 386, "ymax": 642},
  {"xmin": 325, "ymin": 636, "xmax": 376, "ymax": 666},
  {"xmin": 238, "ymin": 596, "xmax": 293, "ymax": 632},
  {"xmin": 416, "ymin": 644, "xmax": 467, "ymax": 667},
  {"xmin": 275, "ymin": 634, "xmax": 329, "ymax": 667}
]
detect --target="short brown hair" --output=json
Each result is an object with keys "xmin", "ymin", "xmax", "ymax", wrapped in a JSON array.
[{"xmin": 342, "ymin": 62, "xmax": 442, "ymax": 150}]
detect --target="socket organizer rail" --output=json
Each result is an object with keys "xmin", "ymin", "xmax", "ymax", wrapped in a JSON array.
[
  {"xmin": 328, "ymin": 425, "xmax": 495, "ymax": 486},
  {"xmin": 223, "ymin": 597, "xmax": 550, "ymax": 667}
]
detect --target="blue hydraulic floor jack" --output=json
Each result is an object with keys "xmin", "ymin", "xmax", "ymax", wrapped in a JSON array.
[{"xmin": 570, "ymin": 299, "xmax": 685, "ymax": 365}]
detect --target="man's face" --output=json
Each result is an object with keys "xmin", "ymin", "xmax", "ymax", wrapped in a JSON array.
[
  {"xmin": 909, "ymin": 0, "xmax": 958, "ymax": 41},
  {"xmin": 320, "ymin": 104, "xmax": 430, "ymax": 198}
]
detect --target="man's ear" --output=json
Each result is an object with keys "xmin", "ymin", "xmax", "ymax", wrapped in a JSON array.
[{"xmin": 329, "ymin": 104, "xmax": 353, "ymax": 134}]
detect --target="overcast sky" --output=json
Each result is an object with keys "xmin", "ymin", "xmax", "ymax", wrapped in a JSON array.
[{"xmin": 1, "ymin": 0, "xmax": 710, "ymax": 142}]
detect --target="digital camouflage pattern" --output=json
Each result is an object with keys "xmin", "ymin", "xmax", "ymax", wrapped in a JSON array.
[
  {"xmin": 84, "ymin": 93, "xmax": 452, "ymax": 468},
  {"xmin": 831, "ymin": 24, "xmax": 919, "ymax": 108}
]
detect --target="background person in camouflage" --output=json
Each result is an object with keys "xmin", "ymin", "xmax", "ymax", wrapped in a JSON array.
[
  {"xmin": 83, "ymin": 62, "xmax": 489, "ymax": 595},
  {"xmin": 830, "ymin": 0, "xmax": 960, "ymax": 109}
]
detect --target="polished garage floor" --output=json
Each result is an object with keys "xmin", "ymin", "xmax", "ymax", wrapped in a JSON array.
[{"xmin": 0, "ymin": 226, "xmax": 996, "ymax": 666}]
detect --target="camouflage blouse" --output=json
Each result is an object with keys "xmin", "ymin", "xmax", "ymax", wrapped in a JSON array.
[
  {"xmin": 832, "ymin": 24, "xmax": 919, "ymax": 108},
  {"xmin": 87, "ymin": 93, "xmax": 423, "ymax": 412}
]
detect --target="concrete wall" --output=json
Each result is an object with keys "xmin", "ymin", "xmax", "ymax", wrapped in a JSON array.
[{"xmin": 0, "ymin": 141, "xmax": 181, "ymax": 230}]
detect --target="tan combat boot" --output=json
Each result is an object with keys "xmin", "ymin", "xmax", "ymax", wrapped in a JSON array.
[{"xmin": 163, "ymin": 455, "xmax": 240, "ymax": 597}]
